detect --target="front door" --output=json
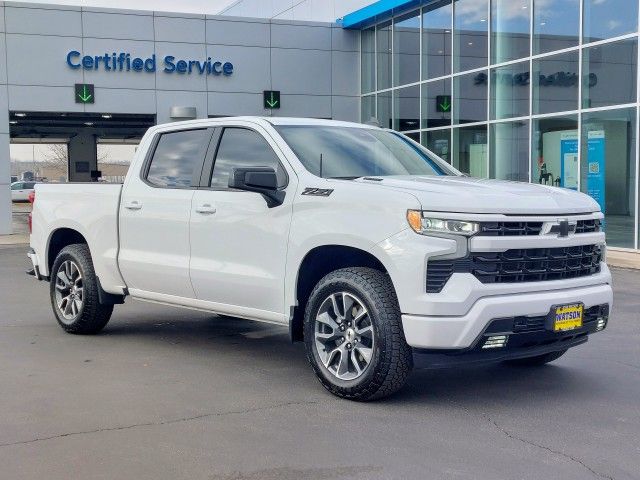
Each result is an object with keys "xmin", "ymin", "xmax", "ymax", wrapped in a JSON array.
[
  {"xmin": 189, "ymin": 126, "xmax": 295, "ymax": 320},
  {"xmin": 119, "ymin": 127, "xmax": 213, "ymax": 298}
]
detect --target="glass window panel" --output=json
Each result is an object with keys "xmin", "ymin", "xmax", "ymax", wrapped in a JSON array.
[
  {"xmin": 580, "ymin": 108, "xmax": 636, "ymax": 248},
  {"xmin": 491, "ymin": 0, "xmax": 530, "ymax": 63},
  {"xmin": 453, "ymin": 0, "xmax": 489, "ymax": 73},
  {"xmin": 583, "ymin": 0, "xmax": 638, "ymax": 44},
  {"xmin": 422, "ymin": 129, "xmax": 452, "ymax": 163},
  {"xmin": 377, "ymin": 21, "xmax": 393, "ymax": 91},
  {"xmin": 490, "ymin": 120, "xmax": 529, "ymax": 182},
  {"xmin": 394, "ymin": 11, "xmax": 421, "ymax": 86},
  {"xmin": 453, "ymin": 124, "xmax": 488, "ymax": 176},
  {"xmin": 146, "ymin": 129, "xmax": 209, "ymax": 188},
  {"xmin": 422, "ymin": 0, "xmax": 452, "ymax": 80},
  {"xmin": 394, "ymin": 85, "xmax": 421, "ymax": 131},
  {"xmin": 361, "ymin": 27, "xmax": 376, "ymax": 94},
  {"xmin": 422, "ymin": 78, "xmax": 452, "ymax": 128},
  {"xmin": 582, "ymin": 38, "xmax": 638, "ymax": 109},
  {"xmin": 361, "ymin": 95, "xmax": 376, "ymax": 124},
  {"xmin": 490, "ymin": 61, "xmax": 530, "ymax": 120},
  {"xmin": 531, "ymin": 115, "xmax": 578, "ymax": 189},
  {"xmin": 532, "ymin": 51, "xmax": 579, "ymax": 115},
  {"xmin": 533, "ymin": 0, "xmax": 579, "ymax": 54},
  {"xmin": 210, "ymin": 128, "xmax": 286, "ymax": 189},
  {"xmin": 377, "ymin": 91, "xmax": 392, "ymax": 129},
  {"xmin": 453, "ymin": 70, "xmax": 488, "ymax": 124}
]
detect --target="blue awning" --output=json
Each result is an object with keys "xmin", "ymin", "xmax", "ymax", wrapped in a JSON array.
[{"xmin": 339, "ymin": 0, "xmax": 426, "ymax": 29}]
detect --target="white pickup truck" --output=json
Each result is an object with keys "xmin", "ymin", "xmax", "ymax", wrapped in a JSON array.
[{"xmin": 28, "ymin": 117, "xmax": 613, "ymax": 400}]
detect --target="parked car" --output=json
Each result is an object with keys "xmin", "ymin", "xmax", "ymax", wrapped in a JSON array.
[
  {"xmin": 26, "ymin": 117, "xmax": 613, "ymax": 400},
  {"xmin": 11, "ymin": 180, "xmax": 36, "ymax": 201}
]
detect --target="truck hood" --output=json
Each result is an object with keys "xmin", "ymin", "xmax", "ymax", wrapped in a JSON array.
[{"xmin": 354, "ymin": 176, "xmax": 600, "ymax": 215}]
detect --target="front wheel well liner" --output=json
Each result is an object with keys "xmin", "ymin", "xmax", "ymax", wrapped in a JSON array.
[{"xmin": 290, "ymin": 245, "xmax": 392, "ymax": 342}]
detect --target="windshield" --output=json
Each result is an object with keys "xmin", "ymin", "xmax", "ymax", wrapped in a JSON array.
[{"xmin": 275, "ymin": 125, "xmax": 458, "ymax": 178}]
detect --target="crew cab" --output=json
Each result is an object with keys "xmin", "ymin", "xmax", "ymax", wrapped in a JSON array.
[{"xmin": 27, "ymin": 117, "xmax": 613, "ymax": 400}]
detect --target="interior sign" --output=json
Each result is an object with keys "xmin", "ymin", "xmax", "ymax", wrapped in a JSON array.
[{"xmin": 66, "ymin": 51, "xmax": 234, "ymax": 76}]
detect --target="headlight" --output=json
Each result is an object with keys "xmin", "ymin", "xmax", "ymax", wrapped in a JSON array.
[{"xmin": 407, "ymin": 210, "xmax": 480, "ymax": 236}]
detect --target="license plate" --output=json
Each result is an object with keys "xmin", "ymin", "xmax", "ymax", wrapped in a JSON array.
[{"xmin": 553, "ymin": 304, "xmax": 583, "ymax": 332}]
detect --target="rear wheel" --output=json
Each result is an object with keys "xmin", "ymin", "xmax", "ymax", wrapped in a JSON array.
[
  {"xmin": 50, "ymin": 244, "xmax": 113, "ymax": 334},
  {"xmin": 504, "ymin": 349, "xmax": 567, "ymax": 366},
  {"xmin": 304, "ymin": 267, "xmax": 413, "ymax": 401}
]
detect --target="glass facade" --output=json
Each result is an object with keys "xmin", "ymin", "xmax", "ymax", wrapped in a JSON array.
[{"xmin": 359, "ymin": 0, "xmax": 640, "ymax": 250}]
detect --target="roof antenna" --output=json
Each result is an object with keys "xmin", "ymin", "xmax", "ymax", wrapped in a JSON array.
[{"xmin": 319, "ymin": 153, "xmax": 323, "ymax": 178}]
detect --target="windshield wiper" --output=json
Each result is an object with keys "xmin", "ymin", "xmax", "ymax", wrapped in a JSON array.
[{"xmin": 326, "ymin": 176, "xmax": 361, "ymax": 180}]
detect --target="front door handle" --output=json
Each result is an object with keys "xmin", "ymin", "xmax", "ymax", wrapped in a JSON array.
[
  {"xmin": 124, "ymin": 200, "xmax": 142, "ymax": 210},
  {"xmin": 195, "ymin": 204, "xmax": 216, "ymax": 215}
]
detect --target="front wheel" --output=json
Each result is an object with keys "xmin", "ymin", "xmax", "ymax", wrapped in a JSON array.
[
  {"xmin": 304, "ymin": 267, "xmax": 413, "ymax": 401},
  {"xmin": 50, "ymin": 244, "xmax": 113, "ymax": 334}
]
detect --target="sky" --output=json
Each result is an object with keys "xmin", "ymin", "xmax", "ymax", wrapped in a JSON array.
[{"xmin": 6, "ymin": 0, "xmax": 237, "ymax": 15}]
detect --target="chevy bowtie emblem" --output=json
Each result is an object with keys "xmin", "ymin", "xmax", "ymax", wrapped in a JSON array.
[
  {"xmin": 544, "ymin": 219, "xmax": 577, "ymax": 237},
  {"xmin": 558, "ymin": 219, "xmax": 570, "ymax": 237}
]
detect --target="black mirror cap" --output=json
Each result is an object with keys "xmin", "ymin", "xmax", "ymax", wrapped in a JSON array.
[
  {"xmin": 230, "ymin": 166, "xmax": 278, "ymax": 190},
  {"xmin": 229, "ymin": 166, "xmax": 285, "ymax": 207}
]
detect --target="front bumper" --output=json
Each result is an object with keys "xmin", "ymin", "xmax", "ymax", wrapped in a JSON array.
[{"xmin": 402, "ymin": 282, "xmax": 613, "ymax": 349}]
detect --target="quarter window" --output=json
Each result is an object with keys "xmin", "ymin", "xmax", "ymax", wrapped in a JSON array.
[
  {"xmin": 146, "ymin": 129, "xmax": 210, "ymax": 188},
  {"xmin": 210, "ymin": 128, "xmax": 286, "ymax": 189}
]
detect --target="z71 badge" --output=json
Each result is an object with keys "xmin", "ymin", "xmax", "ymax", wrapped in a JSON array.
[{"xmin": 301, "ymin": 187, "xmax": 334, "ymax": 197}]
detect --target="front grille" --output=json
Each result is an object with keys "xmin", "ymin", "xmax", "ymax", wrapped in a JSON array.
[
  {"xmin": 479, "ymin": 222, "xmax": 543, "ymax": 236},
  {"xmin": 478, "ymin": 218, "xmax": 601, "ymax": 236},
  {"xmin": 426, "ymin": 244, "xmax": 602, "ymax": 293},
  {"xmin": 575, "ymin": 219, "xmax": 601, "ymax": 234}
]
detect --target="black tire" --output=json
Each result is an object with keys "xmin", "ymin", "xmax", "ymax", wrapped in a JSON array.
[
  {"xmin": 504, "ymin": 349, "xmax": 567, "ymax": 366},
  {"xmin": 304, "ymin": 267, "xmax": 413, "ymax": 401},
  {"xmin": 50, "ymin": 243, "xmax": 113, "ymax": 334}
]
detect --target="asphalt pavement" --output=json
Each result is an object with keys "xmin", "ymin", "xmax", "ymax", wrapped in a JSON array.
[{"xmin": 0, "ymin": 244, "xmax": 638, "ymax": 480}]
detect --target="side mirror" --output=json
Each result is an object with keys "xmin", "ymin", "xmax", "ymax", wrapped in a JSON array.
[{"xmin": 229, "ymin": 166, "xmax": 285, "ymax": 207}]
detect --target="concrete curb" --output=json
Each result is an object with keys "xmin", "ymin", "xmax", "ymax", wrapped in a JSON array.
[
  {"xmin": 0, "ymin": 234, "xmax": 29, "ymax": 245},
  {"xmin": 607, "ymin": 249, "xmax": 640, "ymax": 271}
]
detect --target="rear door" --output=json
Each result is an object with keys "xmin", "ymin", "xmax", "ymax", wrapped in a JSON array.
[
  {"xmin": 118, "ymin": 127, "xmax": 214, "ymax": 298},
  {"xmin": 189, "ymin": 125, "xmax": 296, "ymax": 320}
]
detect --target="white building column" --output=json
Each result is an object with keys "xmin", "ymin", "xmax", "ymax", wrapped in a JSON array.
[{"xmin": 0, "ymin": 10, "xmax": 11, "ymax": 235}]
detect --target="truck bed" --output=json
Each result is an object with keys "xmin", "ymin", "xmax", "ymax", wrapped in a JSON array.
[{"xmin": 30, "ymin": 183, "xmax": 126, "ymax": 294}]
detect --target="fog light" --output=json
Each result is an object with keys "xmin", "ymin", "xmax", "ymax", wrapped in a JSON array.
[
  {"xmin": 596, "ymin": 317, "xmax": 607, "ymax": 331},
  {"xmin": 482, "ymin": 335, "xmax": 508, "ymax": 349}
]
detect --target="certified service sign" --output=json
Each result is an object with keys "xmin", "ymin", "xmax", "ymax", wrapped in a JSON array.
[{"xmin": 67, "ymin": 51, "xmax": 234, "ymax": 76}]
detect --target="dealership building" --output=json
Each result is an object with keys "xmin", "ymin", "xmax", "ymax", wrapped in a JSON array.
[{"xmin": 1, "ymin": 0, "xmax": 640, "ymax": 252}]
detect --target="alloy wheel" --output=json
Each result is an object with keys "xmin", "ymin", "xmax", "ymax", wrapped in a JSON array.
[
  {"xmin": 54, "ymin": 260, "xmax": 84, "ymax": 323},
  {"xmin": 314, "ymin": 291, "xmax": 375, "ymax": 381}
]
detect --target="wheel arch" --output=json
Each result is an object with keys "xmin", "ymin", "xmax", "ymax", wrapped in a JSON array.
[
  {"xmin": 289, "ymin": 244, "xmax": 396, "ymax": 342},
  {"xmin": 47, "ymin": 227, "xmax": 89, "ymax": 274}
]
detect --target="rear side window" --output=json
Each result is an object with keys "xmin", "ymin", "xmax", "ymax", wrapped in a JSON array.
[
  {"xmin": 146, "ymin": 129, "xmax": 210, "ymax": 188},
  {"xmin": 210, "ymin": 128, "xmax": 287, "ymax": 189},
  {"xmin": 23, "ymin": 182, "xmax": 35, "ymax": 189}
]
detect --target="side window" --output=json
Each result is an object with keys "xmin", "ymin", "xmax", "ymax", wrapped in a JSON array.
[
  {"xmin": 210, "ymin": 128, "xmax": 287, "ymax": 189},
  {"xmin": 146, "ymin": 129, "xmax": 210, "ymax": 188},
  {"xmin": 11, "ymin": 183, "xmax": 23, "ymax": 190},
  {"xmin": 24, "ymin": 182, "xmax": 35, "ymax": 189}
]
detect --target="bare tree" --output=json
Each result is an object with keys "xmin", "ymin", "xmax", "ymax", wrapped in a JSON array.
[{"xmin": 43, "ymin": 143, "xmax": 110, "ymax": 177}]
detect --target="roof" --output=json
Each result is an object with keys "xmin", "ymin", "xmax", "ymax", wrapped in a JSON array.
[{"xmin": 340, "ymin": 0, "xmax": 426, "ymax": 29}]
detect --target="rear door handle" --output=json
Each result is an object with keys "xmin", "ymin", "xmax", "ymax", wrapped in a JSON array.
[
  {"xmin": 195, "ymin": 204, "xmax": 216, "ymax": 215},
  {"xmin": 124, "ymin": 200, "xmax": 142, "ymax": 210}
]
